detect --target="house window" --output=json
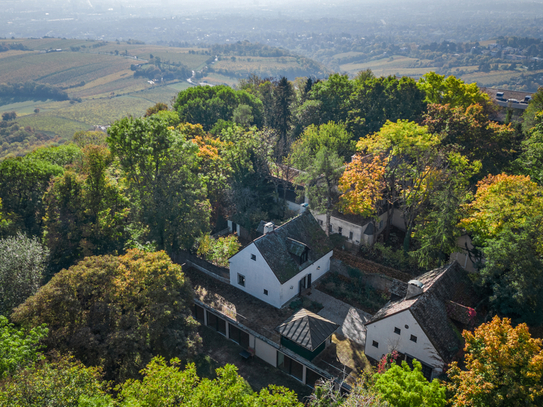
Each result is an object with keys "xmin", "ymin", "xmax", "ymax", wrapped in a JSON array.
[
  {"xmin": 192, "ymin": 304, "xmax": 205, "ymax": 323},
  {"xmin": 394, "ymin": 327, "xmax": 401, "ymax": 335},
  {"xmin": 338, "ymin": 227, "xmax": 342, "ymax": 236},
  {"xmin": 278, "ymin": 352, "xmax": 303, "ymax": 381},
  {"xmin": 206, "ymin": 312, "xmax": 226, "ymax": 335},
  {"xmin": 349, "ymin": 231, "xmax": 353, "ymax": 240},
  {"xmin": 372, "ymin": 340, "xmax": 379, "ymax": 348},
  {"xmin": 237, "ymin": 273, "xmax": 245, "ymax": 287},
  {"xmin": 229, "ymin": 324, "xmax": 250, "ymax": 349},
  {"xmin": 379, "ymin": 220, "xmax": 383, "ymax": 229},
  {"xmin": 306, "ymin": 369, "xmax": 326, "ymax": 389},
  {"xmin": 319, "ymin": 220, "xmax": 323, "ymax": 226},
  {"xmin": 410, "ymin": 335, "xmax": 417, "ymax": 343},
  {"xmin": 328, "ymin": 224, "xmax": 333, "ymax": 233},
  {"xmin": 263, "ymin": 289, "xmax": 268, "ymax": 296},
  {"xmin": 300, "ymin": 249, "xmax": 308, "ymax": 263},
  {"xmin": 250, "ymin": 254, "xmax": 256, "ymax": 261}
]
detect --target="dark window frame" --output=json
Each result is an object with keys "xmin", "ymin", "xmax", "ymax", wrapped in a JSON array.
[
  {"xmin": 263, "ymin": 289, "xmax": 268, "ymax": 296},
  {"xmin": 277, "ymin": 352, "xmax": 304, "ymax": 381},
  {"xmin": 410, "ymin": 334, "xmax": 417, "ymax": 343},
  {"xmin": 250, "ymin": 254, "xmax": 256, "ymax": 261},
  {"xmin": 394, "ymin": 327, "xmax": 401, "ymax": 335},
  {"xmin": 237, "ymin": 273, "xmax": 245, "ymax": 287},
  {"xmin": 372, "ymin": 340, "xmax": 379, "ymax": 348},
  {"xmin": 300, "ymin": 248, "xmax": 309, "ymax": 264},
  {"xmin": 206, "ymin": 311, "xmax": 226, "ymax": 336}
]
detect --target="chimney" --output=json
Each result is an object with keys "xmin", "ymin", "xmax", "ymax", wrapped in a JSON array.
[
  {"xmin": 405, "ymin": 280, "xmax": 424, "ymax": 300},
  {"xmin": 263, "ymin": 222, "xmax": 274, "ymax": 234},
  {"xmin": 300, "ymin": 203, "xmax": 309, "ymax": 214}
]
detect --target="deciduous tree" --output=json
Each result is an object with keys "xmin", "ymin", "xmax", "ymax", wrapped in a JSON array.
[
  {"xmin": 459, "ymin": 174, "xmax": 543, "ymax": 323},
  {"xmin": 118, "ymin": 357, "xmax": 302, "ymax": 407},
  {"xmin": 348, "ymin": 75, "xmax": 427, "ymax": 138},
  {"xmin": 43, "ymin": 146, "xmax": 130, "ymax": 272},
  {"xmin": 0, "ymin": 157, "xmax": 64, "ymax": 236},
  {"xmin": 423, "ymin": 103, "xmax": 515, "ymax": 177},
  {"xmin": 459, "ymin": 174, "xmax": 543, "ymax": 245},
  {"xmin": 12, "ymin": 250, "xmax": 200, "ymax": 382},
  {"xmin": 417, "ymin": 72, "xmax": 490, "ymax": 109},
  {"xmin": 173, "ymin": 85, "xmax": 263, "ymax": 131},
  {"xmin": 291, "ymin": 123, "xmax": 354, "ymax": 235},
  {"xmin": 0, "ymin": 354, "xmax": 111, "ymax": 407},
  {"xmin": 448, "ymin": 316, "xmax": 543, "ymax": 406},
  {"xmin": 0, "ymin": 316, "xmax": 47, "ymax": 379},
  {"xmin": 374, "ymin": 360, "xmax": 447, "ymax": 407},
  {"xmin": 26, "ymin": 144, "xmax": 83, "ymax": 167},
  {"xmin": 107, "ymin": 115, "xmax": 211, "ymax": 253}
]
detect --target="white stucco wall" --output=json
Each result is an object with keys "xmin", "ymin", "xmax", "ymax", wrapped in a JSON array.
[
  {"xmin": 229, "ymin": 242, "xmax": 283, "ymax": 308},
  {"xmin": 313, "ymin": 212, "xmax": 388, "ymax": 246},
  {"xmin": 255, "ymin": 337, "xmax": 277, "ymax": 367},
  {"xmin": 227, "ymin": 220, "xmax": 241, "ymax": 235},
  {"xmin": 230, "ymin": 244, "xmax": 333, "ymax": 309},
  {"xmin": 364, "ymin": 310, "xmax": 444, "ymax": 375},
  {"xmin": 279, "ymin": 250, "xmax": 333, "ymax": 307}
]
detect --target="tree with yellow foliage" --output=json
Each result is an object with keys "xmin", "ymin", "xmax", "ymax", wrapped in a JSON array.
[{"xmin": 459, "ymin": 174, "xmax": 543, "ymax": 324}]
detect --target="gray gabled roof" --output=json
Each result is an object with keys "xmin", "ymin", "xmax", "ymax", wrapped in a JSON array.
[
  {"xmin": 253, "ymin": 211, "xmax": 333, "ymax": 284},
  {"xmin": 366, "ymin": 262, "xmax": 479, "ymax": 363},
  {"xmin": 276, "ymin": 308, "xmax": 339, "ymax": 351}
]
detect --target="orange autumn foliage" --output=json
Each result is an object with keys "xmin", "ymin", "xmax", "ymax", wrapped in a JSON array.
[{"xmin": 448, "ymin": 316, "xmax": 543, "ymax": 406}]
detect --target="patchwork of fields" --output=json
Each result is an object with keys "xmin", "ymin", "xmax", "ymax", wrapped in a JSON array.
[
  {"xmin": 0, "ymin": 38, "xmax": 328, "ymax": 151},
  {"xmin": 0, "ymin": 39, "xmax": 214, "ymax": 150}
]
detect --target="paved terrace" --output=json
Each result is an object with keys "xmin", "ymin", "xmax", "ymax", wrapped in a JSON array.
[
  {"xmin": 305, "ymin": 288, "xmax": 371, "ymax": 346},
  {"xmin": 184, "ymin": 266, "xmax": 372, "ymax": 383},
  {"xmin": 185, "ymin": 266, "xmax": 294, "ymax": 343}
]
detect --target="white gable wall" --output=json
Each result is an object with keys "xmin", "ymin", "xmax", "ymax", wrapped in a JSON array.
[
  {"xmin": 229, "ymin": 243, "xmax": 282, "ymax": 308},
  {"xmin": 279, "ymin": 250, "xmax": 333, "ymax": 307},
  {"xmin": 313, "ymin": 212, "xmax": 388, "ymax": 246},
  {"xmin": 365, "ymin": 310, "xmax": 444, "ymax": 376},
  {"xmin": 229, "ymin": 245, "xmax": 334, "ymax": 309}
]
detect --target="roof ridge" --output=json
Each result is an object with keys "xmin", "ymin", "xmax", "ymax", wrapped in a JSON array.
[{"xmin": 421, "ymin": 262, "xmax": 457, "ymax": 294}]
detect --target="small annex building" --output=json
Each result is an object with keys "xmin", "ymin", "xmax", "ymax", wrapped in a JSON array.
[
  {"xmin": 364, "ymin": 261, "xmax": 478, "ymax": 380},
  {"xmin": 229, "ymin": 210, "xmax": 334, "ymax": 308},
  {"xmin": 276, "ymin": 308, "xmax": 339, "ymax": 361}
]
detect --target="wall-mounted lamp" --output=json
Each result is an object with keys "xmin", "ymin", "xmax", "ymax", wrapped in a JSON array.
[{"xmin": 317, "ymin": 266, "xmax": 321, "ymax": 270}]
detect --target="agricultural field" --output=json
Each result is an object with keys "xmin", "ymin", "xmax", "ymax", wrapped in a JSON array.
[
  {"xmin": 340, "ymin": 56, "xmax": 439, "ymax": 78},
  {"xmin": 210, "ymin": 54, "xmax": 329, "ymax": 80},
  {"xmin": 0, "ymin": 37, "xmax": 327, "ymax": 155},
  {"xmin": 0, "ymin": 38, "xmax": 208, "ymax": 148},
  {"xmin": 7, "ymin": 84, "xmax": 182, "ymax": 140},
  {"xmin": 14, "ymin": 115, "xmax": 90, "ymax": 140}
]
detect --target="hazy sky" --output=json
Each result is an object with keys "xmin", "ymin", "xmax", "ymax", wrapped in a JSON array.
[{"xmin": 2, "ymin": 0, "xmax": 543, "ymax": 43}]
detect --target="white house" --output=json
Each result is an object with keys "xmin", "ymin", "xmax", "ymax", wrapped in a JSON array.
[
  {"xmin": 365, "ymin": 262, "xmax": 478, "ymax": 380},
  {"xmin": 312, "ymin": 210, "xmax": 389, "ymax": 246},
  {"xmin": 229, "ymin": 210, "xmax": 334, "ymax": 309}
]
